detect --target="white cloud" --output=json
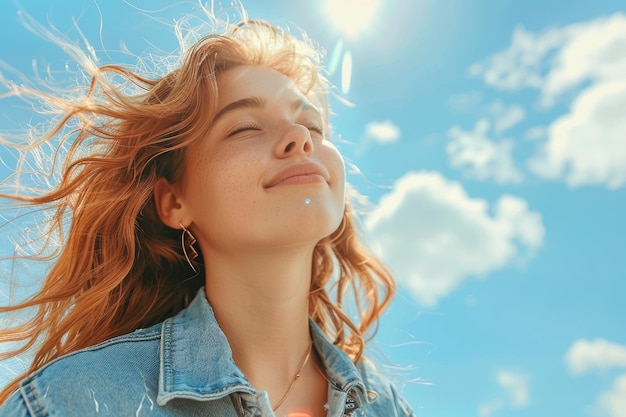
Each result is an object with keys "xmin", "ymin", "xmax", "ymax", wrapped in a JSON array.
[
  {"xmin": 478, "ymin": 371, "xmax": 530, "ymax": 417},
  {"xmin": 497, "ymin": 371, "xmax": 529, "ymax": 407},
  {"xmin": 363, "ymin": 120, "xmax": 401, "ymax": 144},
  {"xmin": 491, "ymin": 101, "xmax": 527, "ymax": 133},
  {"xmin": 597, "ymin": 374, "xmax": 626, "ymax": 417},
  {"xmin": 468, "ymin": 13, "xmax": 626, "ymax": 189},
  {"xmin": 365, "ymin": 171, "xmax": 544, "ymax": 306},
  {"xmin": 469, "ymin": 13, "xmax": 626, "ymax": 105},
  {"xmin": 566, "ymin": 338, "xmax": 626, "ymax": 375},
  {"xmin": 543, "ymin": 13, "xmax": 626, "ymax": 104},
  {"xmin": 525, "ymin": 126, "xmax": 546, "ymax": 140},
  {"xmin": 449, "ymin": 91, "xmax": 484, "ymax": 112},
  {"xmin": 447, "ymin": 119, "xmax": 524, "ymax": 184},
  {"xmin": 528, "ymin": 79, "xmax": 626, "ymax": 189},
  {"xmin": 478, "ymin": 399, "xmax": 503, "ymax": 417},
  {"xmin": 468, "ymin": 24, "xmax": 571, "ymax": 92}
]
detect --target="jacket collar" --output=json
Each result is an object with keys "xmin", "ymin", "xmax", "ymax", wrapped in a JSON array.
[
  {"xmin": 157, "ymin": 288, "xmax": 365, "ymax": 406},
  {"xmin": 309, "ymin": 320, "xmax": 366, "ymax": 398}
]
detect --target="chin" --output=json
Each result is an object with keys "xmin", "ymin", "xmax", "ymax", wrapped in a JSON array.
[
  {"xmin": 271, "ymin": 215, "xmax": 342, "ymax": 248},
  {"xmin": 252, "ymin": 195, "xmax": 344, "ymax": 245}
]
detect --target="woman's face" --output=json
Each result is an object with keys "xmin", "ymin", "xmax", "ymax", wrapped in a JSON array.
[{"xmin": 177, "ymin": 65, "xmax": 345, "ymax": 255}]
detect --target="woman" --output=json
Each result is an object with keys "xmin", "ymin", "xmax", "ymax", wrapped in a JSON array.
[{"xmin": 0, "ymin": 15, "xmax": 415, "ymax": 417}]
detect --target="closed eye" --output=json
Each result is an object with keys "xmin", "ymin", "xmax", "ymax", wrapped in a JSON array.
[
  {"xmin": 226, "ymin": 122, "xmax": 261, "ymax": 137},
  {"xmin": 306, "ymin": 124, "xmax": 325, "ymax": 137}
]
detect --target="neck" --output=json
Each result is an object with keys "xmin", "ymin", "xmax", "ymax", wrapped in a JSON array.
[{"xmin": 203, "ymin": 245, "xmax": 315, "ymax": 392}]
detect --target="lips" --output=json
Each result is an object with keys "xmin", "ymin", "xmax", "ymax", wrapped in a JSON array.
[{"xmin": 264, "ymin": 162, "xmax": 329, "ymax": 188}]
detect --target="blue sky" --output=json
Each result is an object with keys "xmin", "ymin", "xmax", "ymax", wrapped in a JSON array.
[{"xmin": 1, "ymin": 1, "xmax": 626, "ymax": 416}]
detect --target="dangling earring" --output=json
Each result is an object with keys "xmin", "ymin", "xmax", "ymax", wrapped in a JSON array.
[{"xmin": 179, "ymin": 223, "xmax": 198, "ymax": 273}]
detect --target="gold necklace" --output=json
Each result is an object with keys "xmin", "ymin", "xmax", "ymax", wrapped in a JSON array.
[
  {"xmin": 271, "ymin": 340, "xmax": 313, "ymax": 411},
  {"xmin": 312, "ymin": 356, "xmax": 329, "ymax": 383}
]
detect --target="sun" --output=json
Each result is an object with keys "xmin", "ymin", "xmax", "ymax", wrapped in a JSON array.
[{"xmin": 324, "ymin": 0, "xmax": 380, "ymax": 38}]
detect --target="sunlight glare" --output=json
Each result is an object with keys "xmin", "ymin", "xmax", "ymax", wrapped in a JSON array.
[
  {"xmin": 328, "ymin": 39, "xmax": 344, "ymax": 75},
  {"xmin": 341, "ymin": 51, "xmax": 352, "ymax": 94},
  {"xmin": 325, "ymin": 0, "xmax": 379, "ymax": 38}
]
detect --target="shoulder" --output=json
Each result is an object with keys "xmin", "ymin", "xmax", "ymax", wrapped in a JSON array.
[
  {"xmin": 0, "ymin": 324, "xmax": 163, "ymax": 417},
  {"xmin": 0, "ymin": 391, "xmax": 29, "ymax": 417},
  {"xmin": 357, "ymin": 361, "xmax": 416, "ymax": 417},
  {"xmin": 31, "ymin": 323, "xmax": 163, "ymax": 382}
]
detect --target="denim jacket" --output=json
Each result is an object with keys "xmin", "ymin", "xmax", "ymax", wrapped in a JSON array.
[{"xmin": 1, "ymin": 289, "xmax": 415, "ymax": 417}]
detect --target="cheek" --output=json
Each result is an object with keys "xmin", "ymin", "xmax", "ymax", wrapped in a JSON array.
[
  {"xmin": 213, "ymin": 148, "xmax": 262, "ymax": 186},
  {"xmin": 319, "ymin": 143, "xmax": 346, "ymax": 223},
  {"xmin": 182, "ymin": 148, "xmax": 264, "ymax": 240},
  {"xmin": 193, "ymin": 147, "xmax": 264, "ymax": 211},
  {"xmin": 325, "ymin": 143, "xmax": 346, "ymax": 188},
  {"xmin": 189, "ymin": 143, "xmax": 251, "ymax": 182}
]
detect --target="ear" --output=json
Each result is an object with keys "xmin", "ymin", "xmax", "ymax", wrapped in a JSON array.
[{"xmin": 153, "ymin": 178, "xmax": 189, "ymax": 229}]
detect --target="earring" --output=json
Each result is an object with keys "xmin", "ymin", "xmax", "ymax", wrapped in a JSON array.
[{"xmin": 179, "ymin": 223, "xmax": 198, "ymax": 273}]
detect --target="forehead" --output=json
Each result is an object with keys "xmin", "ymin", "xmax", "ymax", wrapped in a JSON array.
[{"xmin": 215, "ymin": 65, "xmax": 321, "ymax": 110}]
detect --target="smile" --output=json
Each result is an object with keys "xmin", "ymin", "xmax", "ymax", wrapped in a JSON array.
[
  {"xmin": 265, "ymin": 162, "xmax": 329, "ymax": 188},
  {"xmin": 268, "ymin": 174, "xmax": 326, "ymax": 187}
]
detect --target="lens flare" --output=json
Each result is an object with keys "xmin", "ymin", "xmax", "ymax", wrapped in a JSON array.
[
  {"xmin": 324, "ymin": 0, "xmax": 379, "ymax": 38},
  {"xmin": 324, "ymin": 1, "xmax": 378, "ymax": 96},
  {"xmin": 341, "ymin": 51, "xmax": 352, "ymax": 94},
  {"xmin": 328, "ymin": 39, "xmax": 344, "ymax": 75}
]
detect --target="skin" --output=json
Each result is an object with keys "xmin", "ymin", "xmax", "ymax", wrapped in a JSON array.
[{"xmin": 154, "ymin": 65, "xmax": 346, "ymax": 415}]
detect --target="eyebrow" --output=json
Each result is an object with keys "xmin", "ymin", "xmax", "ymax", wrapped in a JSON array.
[
  {"xmin": 211, "ymin": 96, "xmax": 322, "ymax": 125},
  {"xmin": 212, "ymin": 97, "xmax": 266, "ymax": 125}
]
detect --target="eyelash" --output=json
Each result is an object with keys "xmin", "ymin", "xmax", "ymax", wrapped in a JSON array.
[
  {"xmin": 226, "ymin": 123, "xmax": 261, "ymax": 137},
  {"xmin": 307, "ymin": 124, "xmax": 325, "ymax": 136},
  {"xmin": 226, "ymin": 123, "xmax": 325, "ymax": 138}
]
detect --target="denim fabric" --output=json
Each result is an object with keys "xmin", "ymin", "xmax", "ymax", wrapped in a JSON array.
[{"xmin": 0, "ymin": 289, "xmax": 415, "ymax": 417}]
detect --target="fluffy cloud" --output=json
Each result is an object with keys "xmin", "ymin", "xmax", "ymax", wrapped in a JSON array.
[
  {"xmin": 468, "ymin": 24, "xmax": 571, "ymax": 93},
  {"xmin": 447, "ymin": 119, "xmax": 523, "ymax": 184},
  {"xmin": 478, "ymin": 371, "xmax": 530, "ymax": 417},
  {"xmin": 497, "ymin": 371, "xmax": 529, "ymax": 407},
  {"xmin": 597, "ymin": 374, "xmax": 626, "ymax": 417},
  {"xmin": 449, "ymin": 91, "xmax": 484, "ymax": 112},
  {"xmin": 478, "ymin": 399, "xmax": 503, "ymax": 417},
  {"xmin": 528, "ymin": 79, "xmax": 626, "ymax": 189},
  {"xmin": 470, "ymin": 13, "xmax": 626, "ymax": 189},
  {"xmin": 542, "ymin": 14, "xmax": 626, "ymax": 103},
  {"xmin": 363, "ymin": 120, "xmax": 401, "ymax": 144},
  {"xmin": 525, "ymin": 126, "xmax": 546, "ymax": 140},
  {"xmin": 365, "ymin": 171, "xmax": 544, "ymax": 306},
  {"xmin": 566, "ymin": 338, "xmax": 626, "ymax": 375},
  {"xmin": 469, "ymin": 13, "xmax": 626, "ymax": 105},
  {"xmin": 491, "ymin": 101, "xmax": 527, "ymax": 133}
]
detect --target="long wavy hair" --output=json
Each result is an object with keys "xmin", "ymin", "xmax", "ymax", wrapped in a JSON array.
[{"xmin": 0, "ymin": 17, "xmax": 394, "ymax": 404}]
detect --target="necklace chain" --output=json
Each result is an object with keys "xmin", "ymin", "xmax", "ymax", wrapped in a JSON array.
[{"xmin": 271, "ymin": 340, "xmax": 313, "ymax": 411}]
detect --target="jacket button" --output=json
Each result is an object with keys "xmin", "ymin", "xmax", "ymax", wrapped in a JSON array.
[{"xmin": 343, "ymin": 394, "xmax": 359, "ymax": 416}]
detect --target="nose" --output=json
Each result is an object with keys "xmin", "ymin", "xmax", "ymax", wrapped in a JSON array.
[{"xmin": 275, "ymin": 124, "xmax": 314, "ymax": 158}]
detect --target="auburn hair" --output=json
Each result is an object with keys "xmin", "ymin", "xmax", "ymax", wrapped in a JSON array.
[{"xmin": 0, "ymin": 19, "xmax": 394, "ymax": 404}]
